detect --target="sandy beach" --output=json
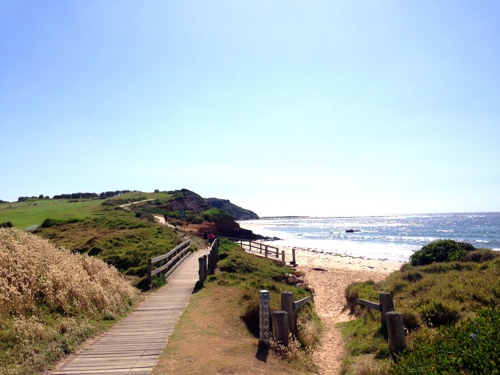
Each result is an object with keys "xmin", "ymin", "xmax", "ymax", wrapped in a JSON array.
[{"xmin": 257, "ymin": 242, "xmax": 403, "ymax": 375}]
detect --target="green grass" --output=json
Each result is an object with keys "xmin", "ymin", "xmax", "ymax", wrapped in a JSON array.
[
  {"xmin": 33, "ymin": 206, "xmax": 201, "ymax": 289},
  {"xmin": 341, "ymin": 255, "xmax": 500, "ymax": 374},
  {"xmin": 0, "ymin": 199, "xmax": 102, "ymax": 229},
  {"xmin": 205, "ymin": 238, "xmax": 321, "ymax": 366}
]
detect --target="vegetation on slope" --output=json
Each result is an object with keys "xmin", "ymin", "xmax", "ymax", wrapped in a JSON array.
[
  {"xmin": 153, "ymin": 238, "xmax": 321, "ymax": 374},
  {"xmin": 210, "ymin": 239, "xmax": 321, "ymax": 368},
  {"xmin": 341, "ymin": 240, "xmax": 500, "ymax": 375},
  {"xmin": 0, "ymin": 228, "xmax": 138, "ymax": 374},
  {"xmin": 34, "ymin": 206, "xmax": 195, "ymax": 289}
]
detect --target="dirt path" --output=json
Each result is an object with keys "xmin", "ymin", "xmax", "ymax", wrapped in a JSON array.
[{"xmin": 297, "ymin": 266, "xmax": 391, "ymax": 375}]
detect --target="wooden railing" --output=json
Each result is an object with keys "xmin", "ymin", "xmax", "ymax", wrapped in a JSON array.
[
  {"xmin": 231, "ymin": 239, "xmax": 280, "ymax": 258},
  {"xmin": 355, "ymin": 292, "xmax": 406, "ymax": 353},
  {"xmin": 198, "ymin": 238, "xmax": 219, "ymax": 287},
  {"xmin": 146, "ymin": 240, "xmax": 191, "ymax": 289},
  {"xmin": 224, "ymin": 238, "xmax": 297, "ymax": 266},
  {"xmin": 259, "ymin": 290, "xmax": 314, "ymax": 347}
]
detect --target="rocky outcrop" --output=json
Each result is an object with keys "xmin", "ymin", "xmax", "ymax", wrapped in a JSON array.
[
  {"xmin": 206, "ymin": 198, "xmax": 259, "ymax": 220},
  {"xmin": 163, "ymin": 190, "xmax": 210, "ymax": 212}
]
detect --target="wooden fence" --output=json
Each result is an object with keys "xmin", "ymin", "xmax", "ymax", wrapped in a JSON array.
[
  {"xmin": 227, "ymin": 238, "xmax": 297, "ymax": 266},
  {"xmin": 146, "ymin": 239, "xmax": 191, "ymax": 289},
  {"xmin": 198, "ymin": 238, "xmax": 219, "ymax": 287},
  {"xmin": 260, "ymin": 290, "xmax": 314, "ymax": 347},
  {"xmin": 356, "ymin": 292, "xmax": 406, "ymax": 353}
]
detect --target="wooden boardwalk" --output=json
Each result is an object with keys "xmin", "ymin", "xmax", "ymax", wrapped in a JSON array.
[{"xmin": 50, "ymin": 249, "xmax": 209, "ymax": 375}]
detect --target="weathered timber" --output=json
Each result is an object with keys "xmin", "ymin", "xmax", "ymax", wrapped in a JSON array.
[
  {"xmin": 147, "ymin": 239, "xmax": 191, "ymax": 288},
  {"xmin": 293, "ymin": 295, "xmax": 313, "ymax": 310},
  {"xmin": 281, "ymin": 291, "xmax": 296, "ymax": 335},
  {"xmin": 379, "ymin": 292, "xmax": 395, "ymax": 331},
  {"xmin": 356, "ymin": 298, "xmax": 382, "ymax": 312},
  {"xmin": 386, "ymin": 311, "xmax": 406, "ymax": 353},
  {"xmin": 272, "ymin": 311, "xmax": 289, "ymax": 346}
]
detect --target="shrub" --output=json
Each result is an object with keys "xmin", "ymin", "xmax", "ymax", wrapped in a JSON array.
[
  {"xmin": 420, "ymin": 300, "xmax": 461, "ymax": 327},
  {"xmin": 41, "ymin": 218, "xmax": 83, "ymax": 228},
  {"xmin": 393, "ymin": 307, "xmax": 500, "ymax": 374},
  {"xmin": 465, "ymin": 249, "xmax": 500, "ymax": 263},
  {"xmin": 0, "ymin": 221, "xmax": 13, "ymax": 228},
  {"xmin": 410, "ymin": 239, "xmax": 467, "ymax": 266}
]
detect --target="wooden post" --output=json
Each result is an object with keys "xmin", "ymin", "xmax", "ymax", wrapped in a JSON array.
[
  {"xmin": 386, "ymin": 311, "xmax": 406, "ymax": 353},
  {"xmin": 198, "ymin": 257, "xmax": 205, "ymax": 285},
  {"xmin": 203, "ymin": 254, "xmax": 208, "ymax": 276},
  {"xmin": 379, "ymin": 292, "xmax": 395, "ymax": 329},
  {"xmin": 265, "ymin": 246, "xmax": 268, "ymax": 258},
  {"xmin": 147, "ymin": 258, "xmax": 152, "ymax": 289},
  {"xmin": 272, "ymin": 311, "xmax": 289, "ymax": 346},
  {"xmin": 275, "ymin": 247, "xmax": 279, "ymax": 258},
  {"xmin": 281, "ymin": 291, "xmax": 296, "ymax": 335},
  {"xmin": 292, "ymin": 248, "xmax": 296, "ymax": 266},
  {"xmin": 259, "ymin": 290, "xmax": 270, "ymax": 347},
  {"xmin": 281, "ymin": 250, "xmax": 285, "ymax": 264}
]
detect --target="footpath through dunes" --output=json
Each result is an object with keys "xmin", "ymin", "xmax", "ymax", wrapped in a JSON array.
[{"xmin": 50, "ymin": 248, "xmax": 210, "ymax": 375}]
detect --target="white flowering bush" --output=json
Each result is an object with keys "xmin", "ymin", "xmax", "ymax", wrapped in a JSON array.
[{"xmin": 0, "ymin": 228, "xmax": 138, "ymax": 374}]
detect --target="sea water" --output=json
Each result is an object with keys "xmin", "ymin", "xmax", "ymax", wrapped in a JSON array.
[{"xmin": 239, "ymin": 212, "xmax": 500, "ymax": 263}]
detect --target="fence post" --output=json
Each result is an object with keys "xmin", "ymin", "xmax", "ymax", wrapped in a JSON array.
[
  {"xmin": 259, "ymin": 290, "xmax": 270, "ymax": 348},
  {"xmin": 281, "ymin": 250, "xmax": 285, "ymax": 265},
  {"xmin": 272, "ymin": 311, "xmax": 289, "ymax": 346},
  {"xmin": 147, "ymin": 258, "xmax": 152, "ymax": 289},
  {"xmin": 208, "ymin": 251, "xmax": 213, "ymax": 275},
  {"xmin": 265, "ymin": 246, "xmax": 268, "ymax": 258},
  {"xmin": 198, "ymin": 257, "xmax": 205, "ymax": 285},
  {"xmin": 292, "ymin": 248, "xmax": 296, "ymax": 266},
  {"xmin": 281, "ymin": 291, "xmax": 296, "ymax": 335},
  {"xmin": 386, "ymin": 311, "xmax": 406, "ymax": 353},
  {"xmin": 379, "ymin": 292, "xmax": 394, "ymax": 329}
]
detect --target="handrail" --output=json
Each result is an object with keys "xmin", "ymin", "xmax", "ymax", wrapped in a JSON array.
[
  {"xmin": 198, "ymin": 238, "xmax": 219, "ymax": 287},
  {"xmin": 230, "ymin": 239, "xmax": 280, "ymax": 258},
  {"xmin": 293, "ymin": 295, "xmax": 313, "ymax": 310},
  {"xmin": 147, "ymin": 239, "xmax": 191, "ymax": 289}
]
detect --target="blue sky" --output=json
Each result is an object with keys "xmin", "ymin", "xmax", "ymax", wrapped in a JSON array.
[{"xmin": 1, "ymin": 1, "xmax": 499, "ymax": 216}]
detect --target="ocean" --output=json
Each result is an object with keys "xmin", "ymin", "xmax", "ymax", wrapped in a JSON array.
[{"xmin": 239, "ymin": 212, "xmax": 500, "ymax": 263}]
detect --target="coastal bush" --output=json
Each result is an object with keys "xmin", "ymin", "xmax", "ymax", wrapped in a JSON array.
[
  {"xmin": 392, "ymin": 307, "xmax": 500, "ymax": 375},
  {"xmin": 35, "ymin": 208, "xmax": 187, "ymax": 280},
  {"xmin": 342, "ymin": 254, "xmax": 500, "ymax": 374},
  {"xmin": 0, "ymin": 221, "xmax": 13, "ymax": 228},
  {"xmin": 0, "ymin": 228, "xmax": 138, "ymax": 373},
  {"xmin": 465, "ymin": 248, "xmax": 500, "ymax": 262},
  {"xmin": 41, "ymin": 217, "xmax": 84, "ymax": 228},
  {"xmin": 410, "ymin": 239, "xmax": 467, "ymax": 266}
]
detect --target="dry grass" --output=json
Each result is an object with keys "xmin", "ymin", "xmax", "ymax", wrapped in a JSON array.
[
  {"xmin": 0, "ymin": 228, "xmax": 138, "ymax": 374},
  {"xmin": 0, "ymin": 228, "xmax": 136, "ymax": 317},
  {"xmin": 153, "ymin": 283, "xmax": 317, "ymax": 375}
]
